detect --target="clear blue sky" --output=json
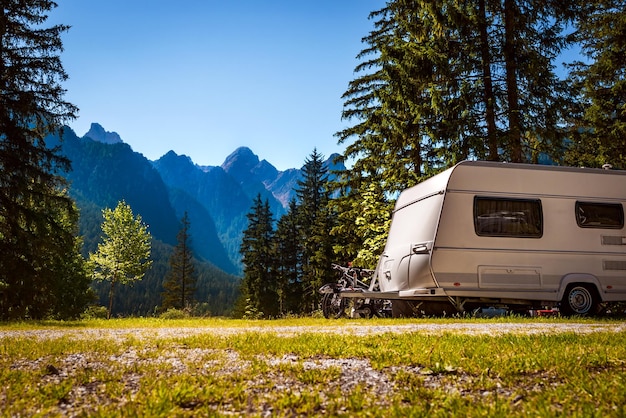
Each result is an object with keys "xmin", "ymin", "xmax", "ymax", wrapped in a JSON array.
[{"xmin": 49, "ymin": 1, "xmax": 384, "ymax": 170}]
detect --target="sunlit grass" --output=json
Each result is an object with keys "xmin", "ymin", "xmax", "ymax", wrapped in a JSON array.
[
  {"xmin": 0, "ymin": 313, "xmax": 611, "ymax": 331},
  {"xmin": 2, "ymin": 317, "xmax": 626, "ymax": 416}
]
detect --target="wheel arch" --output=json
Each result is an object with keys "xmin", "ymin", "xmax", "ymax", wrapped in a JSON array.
[{"xmin": 558, "ymin": 273, "xmax": 603, "ymax": 302}]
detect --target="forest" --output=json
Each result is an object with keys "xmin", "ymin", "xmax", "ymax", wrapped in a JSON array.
[
  {"xmin": 236, "ymin": 0, "xmax": 626, "ymax": 318},
  {"xmin": 1, "ymin": 0, "xmax": 624, "ymax": 320}
]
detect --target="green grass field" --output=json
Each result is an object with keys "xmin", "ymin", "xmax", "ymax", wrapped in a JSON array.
[{"xmin": 1, "ymin": 317, "xmax": 625, "ymax": 417}]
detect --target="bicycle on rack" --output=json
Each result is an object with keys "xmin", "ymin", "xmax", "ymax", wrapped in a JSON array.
[{"xmin": 319, "ymin": 263, "xmax": 391, "ymax": 319}]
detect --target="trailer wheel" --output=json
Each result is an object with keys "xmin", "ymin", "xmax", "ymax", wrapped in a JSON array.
[
  {"xmin": 322, "ymin": 293, "xmax": 347, "ymax": 319},
  {"xmin": 560, "ymin": 284, "xmax": 599, "ymax": 316}
]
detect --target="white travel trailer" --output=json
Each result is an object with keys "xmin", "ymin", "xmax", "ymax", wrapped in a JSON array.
[{"xmin": 333, "ymin": 160, "xmax": 626, "ymax": 316}]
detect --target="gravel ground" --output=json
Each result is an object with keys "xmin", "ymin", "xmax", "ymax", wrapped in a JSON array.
[
  {"xmin": 3, "ymin": 322, "xmax": 625, "ymax": 416},
  {"xmin": 1, "ymin": 321, "xmax": 625, "ymax": 341}
]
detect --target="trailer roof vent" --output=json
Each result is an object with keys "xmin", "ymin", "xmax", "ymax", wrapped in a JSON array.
[{"xmin": 602, "ymin": 163, "xmax": 613, "ymax": 170}]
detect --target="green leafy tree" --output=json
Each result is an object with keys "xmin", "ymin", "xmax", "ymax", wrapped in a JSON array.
[
  {"xmin": 0, "ymin": 1, "xmax": 88, "ymax": 319},
  {"xmin": 352, "ymin": 182, "xmax": 392, "ymax": 268},
  {"xmin": 565, "ymin": 0, "xmax": 626, "ymax": 169},
  {"xmin": 90, "ymin": 201, "xmax": 152, "ymax": 319},
  {"xmin": 161, "ymin": 212, "xmax": 197, "ymax": 311},
  {"xmin": 238, "ymin": 194, "xmax": 277, "ymax": 318}
]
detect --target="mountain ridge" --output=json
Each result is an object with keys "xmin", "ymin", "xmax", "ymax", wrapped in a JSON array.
[{"xmin": 57, "ymin": 123, "xmax": 345, "ymax": 275}]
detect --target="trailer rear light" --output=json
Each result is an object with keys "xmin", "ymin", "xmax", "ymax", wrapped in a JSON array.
[{"xmin": 454, "ymin": 282, "xmax": 461, "ymax": 287}]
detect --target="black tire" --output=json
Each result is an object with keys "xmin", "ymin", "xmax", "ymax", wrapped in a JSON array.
[
  {"xmin": 359, "ymin": 304, "xmax": 375, "ymax": 318},
  {"xmin": 560, "ymin": 284, "xmax": 599, "ymax": 316},
  {"xmin": 322, "ymin": 293, "xmax": 347, "ymax": 319}
]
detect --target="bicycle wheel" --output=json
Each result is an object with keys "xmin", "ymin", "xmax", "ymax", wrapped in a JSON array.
[{"xmin": 322, "ymin": 292, "xmax": 347, "ymax": 319}]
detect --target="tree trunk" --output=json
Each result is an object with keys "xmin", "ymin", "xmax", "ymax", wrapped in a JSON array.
[
  {"xmin": 107, "ymin": 280, "xmax": 116, "ymax": 320},
  {"xmin": 503, "ymin": 0, "xmax": 523, "ymax": 162},
  {"xmin": 478, "ymin": 0, "xmax": 499, "ymax": 161}
]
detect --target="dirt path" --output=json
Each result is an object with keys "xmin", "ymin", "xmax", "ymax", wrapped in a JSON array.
[{"xmin": 2, "ymin": 321, "xmax": 624, "ymax": 341}]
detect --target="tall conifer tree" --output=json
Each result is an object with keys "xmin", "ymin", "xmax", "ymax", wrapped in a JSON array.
[
  {"xmin": 0, "ymin": 1, "xmax": 87, "ymax": 319},
  {"xmin": 295, "ymin": 149, "xmax": 334, "ymax": 312},
  {"xmin": 272, "ymin": 199, "xmax": 301, "ymax": 315},
  {"xmin": 334, "ymin": 0, "xmax": 578, "ymax": 262},
  {"xmin": 565, "ymin": 0, "xmax": 626, "ymax": 168},
  {"xmin": 162, "ymin": 212, "xmax": 197, "ymax": 311},
  {"xmin": 239, "ymin": 194, "xmax": 277, "ymax": 318}
]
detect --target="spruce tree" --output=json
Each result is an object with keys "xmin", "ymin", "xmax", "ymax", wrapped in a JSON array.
[
  {"xmin": 295, "ymin": 149, "xmax": 334, "ymax": 313},
  {"xmin": 272, "ymin": 199, "xmax": 301, "ymax": 315},
  {"xmin": 239, "ymin": 194, "xmax": 277, "ymax": 318},
  {"xmin": 161, "ymin": 212, "xmax": 197, "ymax": 311},
  {"xmin": 0, "ymin": 1, "xmax": 87, "ymax": 319},
  {"xmin": 334, "ymin": 0, "xmax": 578, "ymax": 262},
  {"xmin": 565, "ymin": 0, "xmax": 626, "ymax": 168}
]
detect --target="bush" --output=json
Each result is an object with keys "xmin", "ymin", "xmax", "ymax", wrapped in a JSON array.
[
  {"xmin": 80, "ymin": 305, "xmax": 109, "ymax": 320},
  {"xmin": 159, "ymin": 308, "xmax": 190, "ymax": 319},
  {"xmin": 191, "ymin": 303, "xmax": 212, "ymax": 317}
]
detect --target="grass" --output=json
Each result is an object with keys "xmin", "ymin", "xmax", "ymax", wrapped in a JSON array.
[{"xmin": 1, "ymin": 317, "xmax": 626, "ymax": 416}]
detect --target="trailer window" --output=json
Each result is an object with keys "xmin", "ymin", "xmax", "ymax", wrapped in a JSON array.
[
  {"xmin": 576, "ymin": 202, "xmax": 624, "ymax": 229},
  {"xmin": 474, "ymin": 197, "xmax": 543, "ymax": 238}
]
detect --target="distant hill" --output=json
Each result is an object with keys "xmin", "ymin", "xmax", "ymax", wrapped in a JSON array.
[
  {"xmin": 152, "ymin": 146, "xmax": 344, "ymax": 272},
  {"xmin": 47, "ymin": 123, "xmax": 344, "ymax": 315},
  {"xmin": 46, "ymin": 126, "xmax": 238, "ymax": 316}
]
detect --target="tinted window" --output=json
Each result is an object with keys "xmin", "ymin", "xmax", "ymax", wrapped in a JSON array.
[
  {"xmin": 474, "ymin": 197, "xmax": 543, "ymax": 238},
  {"xmin": 576, "ymin": 202, "xmax": 624, "ymax": 229}
]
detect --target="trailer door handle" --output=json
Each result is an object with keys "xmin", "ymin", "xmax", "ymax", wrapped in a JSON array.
[{"xmin": 412, "ymin": 244, "xmax": 430, "ymax": 254}]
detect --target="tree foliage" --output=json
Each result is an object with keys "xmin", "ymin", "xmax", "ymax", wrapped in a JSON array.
[
  {"xmin": 161, "ymin": 212, "xmax": 197, "ymax": 310},
  {"xmin": 565, "ymin": 0, "xmax": 626, "ymax": 168},
  {"xmin": 0, "ymin": 0, "xmax": 89, "ymax": 319},
  {"xmin": 90, "ymin": 201, "xmax": 152, "ymax": 319},
  {"xmin": 238, "ymin": 194, "xmax": 277, "ymax": 318},
  {"xmin": 236, "ymin": 151, "xmax": 339, "ymax": 317},
  {"xmin": 295, "ymin": 149, "xmax": 336, "ymax": 312},
  {"xmin": 333, "ymin": 0, "xmax": 582, "ymax": 263},
  {"xmin": 272, "ymin": 199, "xmax": 301, "ymax": 314}
]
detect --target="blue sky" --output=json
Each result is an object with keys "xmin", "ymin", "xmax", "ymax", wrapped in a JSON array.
[{"xmin": 49, "ymin": 1, "xmax": 385, "ymax": 170}]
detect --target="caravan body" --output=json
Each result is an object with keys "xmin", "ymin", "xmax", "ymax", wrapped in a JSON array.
[{"xmin": 375, "ymin": 161, "xmax": 626, "ymax": 314}]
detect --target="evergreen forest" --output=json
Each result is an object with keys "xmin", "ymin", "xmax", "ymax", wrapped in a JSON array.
[{"xmin": 236, "ymin": 0, "xmax": 626, "ymax": 318}]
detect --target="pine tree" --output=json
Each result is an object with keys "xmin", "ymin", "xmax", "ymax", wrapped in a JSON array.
[
  {"xmin": 90, "ymin": 201, "xmax": 152, "ymax": 319},
  {"xmin": 161, "ymin": 212, "xmax": 197, "ymax": 311},
  {"xmin": 334, "ymin": 0, "xmax": 578, "ymax": 261},
  {"xmin": 239, "ymin": 194, "xmax": 277, "ymax": 318},
  {"xmin": 272, "ymin": 199, "xmax": 301, "ymax": 315},
  {"xmin": 0, "ymin": 1, "xmax": 87, "ymax": 319},
  {"xmin": 565, "ymin": 0, "xmax": 626, "ymax": 168},
  {"xmin": 295, "ymin": 149, "xmax": 335, "ymax": 313}
]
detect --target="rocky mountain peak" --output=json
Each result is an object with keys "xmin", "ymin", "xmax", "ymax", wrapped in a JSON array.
[
  {"xmin": 221, "ymin": 146, "xmax": 259, "ymax": 172},
  {"xmin": 83, "ymin": 123, "xmax": 123, "ymax": 145}
]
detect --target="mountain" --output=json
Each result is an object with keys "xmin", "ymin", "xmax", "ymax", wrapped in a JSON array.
[
  {"xmin": 49, "ymin": 127, "xmax": 179, "ymax": 246},
  {"xmin": 219, "ymin": 146, "xmax": 302, "ymax": 208},
  {"xmin": 217, "ymin": 146, "xmax": 343, "ymax": 208},
  {"xmin": 152, "ymin": 150, "xmax": 249, "ymax": 272},
  {"xmin": 153, "ymin": 146, "xmax": 345, "ymax": 270},
  {"xmin": 84, "ymin": 122, "xmax": 123, "ymax": 145},
  {"xmin": 47, "ymin": 127, "xmax": 241, "ymax": 317},
  {"xmin": 218, "ymin": 146, "xmax": 290, "ymax": 216},
  {"xmin": 48, "ymin": 123, "xmax": 345, "ymax": 314}
]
